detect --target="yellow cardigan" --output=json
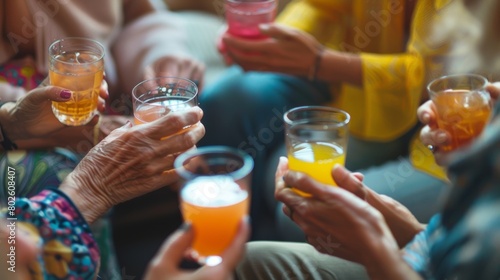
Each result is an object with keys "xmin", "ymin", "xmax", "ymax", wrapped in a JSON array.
[{"xmin": 277, "ymin": 0, "xmax": 461, "ymax": 180}]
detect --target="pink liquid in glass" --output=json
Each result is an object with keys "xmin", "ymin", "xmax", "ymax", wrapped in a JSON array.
[{"xmin": 225, "ymin": 0, "xmax": 276, "ymax": 39}]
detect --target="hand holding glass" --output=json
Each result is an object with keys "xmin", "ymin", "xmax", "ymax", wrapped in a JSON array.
[
  {"xmin": 284, "ymin": 106, "xmax": 350, "ymax": 196},
  {"xmin": 174, "ymin": 146, "xmax": 253, "ymax": 266},
  {"xmin": 132, "ymin": 77, "xmax": 198, "ymax": 125},
  {"xmin": 428, "ymin": 74, "xmax": 492, "ymax": 152},
  {"xmin": 49, "ymin": 37, "xmax": 104, "ymax": 126}
]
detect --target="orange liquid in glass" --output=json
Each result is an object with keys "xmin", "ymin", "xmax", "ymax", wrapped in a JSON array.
[
  {"xmin": 180, "ymin": 176, "xmax": 249, "ymax": 258},
  {"xmin": 288, "ymin": 142, "xmax": 345, "ymax": 196},
  {"xmin": 50, "ymin": 51, "xmax": 103, "ymax": 126},
  {"xmin": 434, "ymin": 89, "xmax": 492, "ymax": 152}
]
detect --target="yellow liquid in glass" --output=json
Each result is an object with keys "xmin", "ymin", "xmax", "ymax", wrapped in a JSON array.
[
  {"xmin": 50, "ymin": 51, "xmax": 103, "ymax": 126},
  {"xmin": 288, "ymin": 142, "xmax": 345, "ymax": 196}
]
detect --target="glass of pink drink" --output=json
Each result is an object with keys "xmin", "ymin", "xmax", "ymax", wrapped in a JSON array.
[
  {"xmin": 132, "ymin": 77, "xmax": 198, "ymax": 126},
  {"xmin": 225, "ymin": 0, "xmax": 277, "ymax": 39}
]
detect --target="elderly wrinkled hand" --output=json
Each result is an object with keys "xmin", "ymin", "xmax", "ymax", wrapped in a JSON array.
[
  {"xmin": 0, "ymin": 81, "xmax": 113, "ymax": 152},
  {"xmin": 59, "ymin": 106, "xmax": 205, "ymax": 224},
  {"xmin": 223, "ymin": 23, "xmax": 323, "ymax": 77}
]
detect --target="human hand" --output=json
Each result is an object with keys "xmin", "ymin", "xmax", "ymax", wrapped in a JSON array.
[
  {"xmin": 0, "ymin": 82, "xmax": 108, "ymax": 143},
  {"xmin": 145, "ymin": 56, "xmax": 206, "ymax": 91},
  {"xmin": 144, "ymin": 218, "xmax": 250, "ymax": 280},
  {"xmin": 222, "ymin": 23, "xmax": 323, "ymax": 77},
  {"xmin": 59, "ymin": 107, "xmax": 205, "ymax": 224},
  {"xmin": 274, "ymin": 157, "xmax": 399, "ymax": 265},
  {"xmin": 418, "ymin": 82, "xmax": 500, "ymax": 165}
]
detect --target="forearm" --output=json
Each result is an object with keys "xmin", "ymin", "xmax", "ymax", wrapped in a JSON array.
[
  {"xmin": 316, "ymin": 49, "xmax": 363, "ymax": 87},
  {"xmin": 366, "ymin": 188, "xmax": 425, "ymax": 247}
]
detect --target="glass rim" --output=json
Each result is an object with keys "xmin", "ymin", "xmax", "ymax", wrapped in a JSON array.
[
  {"xmin": 174, "ymin": 146, "xmax": 254, "ymax": 181},
  {"xmin": 284, "ymin": 106, "xmax": 351, "ymax": 127},
  {"xmin": 132, "ymin": 76, "xmax": 199, "ymax": 106},
  {"xmin": 427, "ymin": 74, "xmax": 488, "ymax": 96},
  {"xmin": 49, "ymin": 37, "xmax": 105, "ymax": 65},
  {"xmin": 226, "ymin": 0, "xmax": 276, "ymax": 4},
  {"xmin": 225, "ymin": 0, "xmax": 277, "ymax": 12}
]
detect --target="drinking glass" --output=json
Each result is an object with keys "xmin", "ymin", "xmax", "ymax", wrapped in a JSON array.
[
  {"xmin": 49, "ymin": 37, "xmax": 104, "ymax": 126},
  {"xmin": 225, "ymin": 0, "xmax": 277, "ymax": 39},
  {"xmin": 174, "ymin": 146, "xmax": 253, "ymax": 266},
  {"xmin": 284, "ymin": 106, "xmax": 350, "ymax": 196},
  {"xmin": 132, "ymin": 77, "xmax": 198, "ymax": 125},
  {"xmin": 428, "ymin": 74, "xmax": 492, "ymax": 152}
]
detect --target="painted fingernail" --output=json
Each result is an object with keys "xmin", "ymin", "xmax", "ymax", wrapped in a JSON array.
[
  {"xmin": 60, "ymin": 90, "xmax": 72, "ymax": 99},
  {"xmin": 179, "ymin": 223, "xmax": 191, "ymax": 231},
  {"xmin": 243, "ymin": 215, "xmax": 251, "ymax": 224}
]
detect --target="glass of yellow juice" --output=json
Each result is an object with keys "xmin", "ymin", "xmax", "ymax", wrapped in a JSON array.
[
  {"xmin": 174, "ymin": 146, "xmax": 253, "ymax": 266},
  {"xmin": 132, "ymin": 77, "xmax": 198, "ymax": 126},
  {"xmin": 284, "ymin": 106, "xmax": 350, "ymax": 196},
  {"xmin": 49, "ymin": 37, "xmax": 104, "ymax": 126},
  {"xmin": 428, "ymin": 74, "xmax": 492, "ymax": 152}
]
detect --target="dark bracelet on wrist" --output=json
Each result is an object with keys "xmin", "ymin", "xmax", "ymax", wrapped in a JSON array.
[
  {"xmin": 0, "ymin": 124, "xmax": 18, "ymax": 151},
  {"xmin": 0, "ymin": 103, "xmax": 17, "ymax": 151},
  {"xmin": 308, "ymin": 45, "xmax": 325, "ymax": 82}
]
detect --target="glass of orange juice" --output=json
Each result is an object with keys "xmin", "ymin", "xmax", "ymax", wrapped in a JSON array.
[
  {"xmin": 174, "ymin": 146, "xmax": 253, "ymax": 266},
  {"xmin": 49, "ymin": 37, "xmax": 104, "ymax": 126},
  {"xmin": 132, "ymin": 77, "xmax": 198, "ymax": 125},
  {"xmin": 428, "ymin": 74, "xmax": 492, "ymax": 152},
  {"xmin": 284, "ymin": 106, "xmax": 350, "ymax": 196}
]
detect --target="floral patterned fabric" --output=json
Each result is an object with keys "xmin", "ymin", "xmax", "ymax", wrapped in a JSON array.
[
  {"xmin": 0, "ymin": 57, "xmax": 45, "ymax": 90},
  {"xmin": 1, "ymin": 189, "xmax": 100, "ymax": 279}
]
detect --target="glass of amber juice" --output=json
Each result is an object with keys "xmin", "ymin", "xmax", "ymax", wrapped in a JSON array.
[
  {"xmin": 284, "ymin": 106, "xmax": 350, "ymax": 196},
  {"xmin": 132, "ymin": 77, "xmax": 198, "ymax": 125},
  {"xmin": 174, "ymin": 146, "xmax": 253, "ymax": 266},
  {"xmin": 428, "ymin": 74, "xmax": 492, "ymax": 152},
  {"xmin": 49, "ymin": 37, "xmax": 104, "ymax": 126}
]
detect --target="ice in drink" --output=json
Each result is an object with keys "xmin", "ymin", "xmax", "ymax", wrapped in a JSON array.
[
  {"xmin": 433, "ymin": 89, "xmax": 492, "ymax": 152},
  {"xmin": 180, "ymin": 175, "xmax": 249, "ymax": 260},
  {"xmin": 288, "ymin": 142, "xmax": 345, "ymax": 196},
  {"xmin": 50, "ymin": 51, "xmax": 103, "ymax": 126}
]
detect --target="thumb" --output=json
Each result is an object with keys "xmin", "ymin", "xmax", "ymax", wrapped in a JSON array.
[
  {"xmin": 152, "ymin": 223, "xmax": 194, "ymax": 270},
  {"xmin": 28, "ymin": 86, "xmax": 72, "ymax": 103}
]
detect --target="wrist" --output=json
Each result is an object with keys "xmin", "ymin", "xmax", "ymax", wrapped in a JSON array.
[
  {"xmin": 59, "ymin": 172, "xmax": 112, "ymax": 224},
  {"xmin": 317, "ymin": 50, "xmax": 363, "ymax": 86},
  {"xmin": 363, "ymin": 238, "xmax": 416, "ymax": 280}
]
